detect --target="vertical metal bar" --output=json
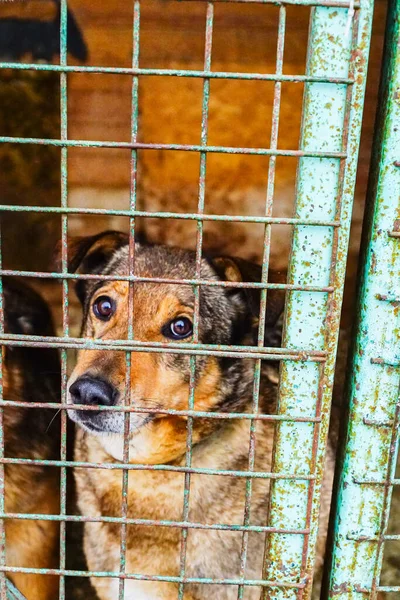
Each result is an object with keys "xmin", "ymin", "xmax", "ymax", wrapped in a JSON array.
[
  {"xmin": 299, "ymin": 11, "xmax": 359, "ymax": 597},
  {"xmin": 238, "ymin": 7, "xmax": 286, "ymax": 599},
  {"xmin": 118, "ymin": 3, "xmax": 140, "ymax": 599},
  {"xmin": 59, "ymin": 1, "xmax": 69, "ymax": 598},
  {"xmin": 370, "ymin": 397, "xmax": 400, "ymax": 597},
  {"xmin": 263, "ymin": 1, "xmax": 373, "ymax": 597},
  {"xmin": 177, "ymin": 4, "xmax": 213, "ymax": 598},
  {"xmin": 0, "ymin": 224, "xmax": 6, "ymax": 600},
  {"xmin": 326, "ymin": 0, "xmax": 400, "ymax": 595}
]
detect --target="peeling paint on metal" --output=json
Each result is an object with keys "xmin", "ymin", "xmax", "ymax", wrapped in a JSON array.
[
  {"xmin": 326, "ymin": 0, "xmax": 400, "ymax": 596},
  {"xmin": 263, "ymin": 2, "xmax": 373, "ymax": 598}
]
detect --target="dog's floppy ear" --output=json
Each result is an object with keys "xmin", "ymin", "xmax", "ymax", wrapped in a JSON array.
[
  {"xmin": 58, "ymin": 230, "xmax": 128, "ymax": 305},
  {"xmin": 210, "ymin": 256, "xmax": 285, "ymax": 347},
  {"xmin": 66, "ymin": 230, "xmax": 129, "ymax": 275}
]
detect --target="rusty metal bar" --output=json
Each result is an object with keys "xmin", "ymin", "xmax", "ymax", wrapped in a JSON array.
[
  {"xmin": 0, "ymin": 136, "xmax": 348, "ymax": 157},
  {"xmin": 178, "ymin": 0, "xmax": 358, "ymax": 6},
  {"xmin": 237, "ymin": 7, "xmax": 286, "ymax": 597},
  {"xmin": 177, "ymin": 7, "xmax": 214, "ymax": 597},
  {"xmin": 325, "ymin": 0, "xmax": 400, "ymax": 595},
  {"xmin": 58, "ymin": 1, "xmax": 69, "ymax": 597},
  {"xmin": 0, "ymin": 204, "xmax": 341, "ymax": 226},
  {"xmin": 0, "ymin": 457, "xmax": 317, "ymax": 479},
  {"xmin": 115, "ymin": 3, "xmax": 141, "ymax": 597},
  {"xmin": 1, "ymin": 566, "xmax": 308, "ymax": 589},
  {"xmin": 0, "ymin": 193, "xmax": 6, "ymax": 600},
  {"xmin": 0, "ymin": 62, "xmax": 355, "ymax": 84},
  {"xmin": 263, "ymin": 0, "xmax": 373, "ymax": 597},
  {"xmin": 0, "ymin": 271, "xmax": 336, "ymax": 293},
  {"xmin": 0, "ymin": 332, "xmax": 328, "ymax": 360},
  {"xmin": 0, "ymin": 401, "xmax": 322, "ymax": 423},
  {"xmin": 0, "ymin": 512, "xmax": 312, "ymax": 535}
]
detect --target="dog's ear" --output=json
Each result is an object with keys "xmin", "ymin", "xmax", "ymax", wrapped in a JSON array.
[
  {"xmin": 210, "ymin": 256, "xmax": 285, "ymax": 347},
  {"xmin": 56, "ymin": 230, "xmax": 128, "ymax": 305},
  {"xmin": 66, "ymin": 230, "xmax": 129, "ymax": 275}
]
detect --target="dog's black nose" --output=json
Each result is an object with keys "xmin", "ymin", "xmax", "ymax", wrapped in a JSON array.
[{"xmin": 69, "ymin": 377, "xmax": 117, "ymax": 407}]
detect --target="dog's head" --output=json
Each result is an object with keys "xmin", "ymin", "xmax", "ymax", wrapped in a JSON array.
[
  {"xmin": 2, "ymin": 278, "xmax": 61, "ymax": 436},
  {"xmin": 66, "ymin": 231, "xmax": 284, "ymax": 463}
]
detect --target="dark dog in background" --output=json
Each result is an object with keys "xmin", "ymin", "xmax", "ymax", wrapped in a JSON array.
[
  {"xmin": 3, "ymin": 279, "xmax": 61, "ymax": 599},
  {"xmin": 65, "ymin": 231, "xmax": 334, "ymax": 600}
]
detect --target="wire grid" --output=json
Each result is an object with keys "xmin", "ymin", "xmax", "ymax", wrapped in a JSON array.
[
  {"xmin": 0, "ymin": 0, "xmax": 373, "ymax": 598},
  {"xmin": 326, "ymin": 0, "xmax": 400, "ymax": 595}
]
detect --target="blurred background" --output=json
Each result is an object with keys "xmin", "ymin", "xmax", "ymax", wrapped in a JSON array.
[{"xmin": 0, "ymin": 0, "xmax": 387, "ymax": 289}]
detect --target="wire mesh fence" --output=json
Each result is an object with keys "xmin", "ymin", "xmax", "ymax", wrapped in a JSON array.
[{"xmin": 0, "ymin": 0, "xmax": 379, "ymax": 598}]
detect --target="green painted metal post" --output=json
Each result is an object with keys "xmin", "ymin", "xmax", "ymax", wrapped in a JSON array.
[
  {"xmin": 264, "ymin": 1, "xmax": 374, "ymax": 597},
  {"xmin": 0, "ymin": 0, "xmax": 377, "ymax": 598},
  {"xmin": 326, "ymin": 0, "xmax": 400, "ymax": 596}
]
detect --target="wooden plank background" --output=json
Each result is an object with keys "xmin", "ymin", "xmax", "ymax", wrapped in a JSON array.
[{"xmin": 1, "ymin": 0, "xmax": 386, "ymax": 276}]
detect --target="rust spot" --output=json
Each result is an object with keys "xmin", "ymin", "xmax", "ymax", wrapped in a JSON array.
[{"xmin": 370, "ymin": 251, "xmax": 377, "ymax": 273}]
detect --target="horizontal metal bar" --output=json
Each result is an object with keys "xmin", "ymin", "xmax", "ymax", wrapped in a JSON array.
[
  {"xmin": 363, "ymin": 417, "xmax": 393, "ymax": 427},
  {"xmin": 0, "ymin": 457, "xmax": 315, "ymax": 480},
  {"xmin": 0, "ymin": 512, "xmax": 309, "ymax": 535},
  {"xmin": 330, "ymin": 585, "xmax": 400, "ymax": 594},
  {"xmin": 0, "ymin": 136, "xmax": 347, "ymax": 158},
  {"xmin": 0, "ymin": 566, "xmax": 307, "ymax": 588},
  {"xmin": 371, "ymin": 588, "xmax": 400, "ymax": 593},
  {"xmin": 0, "ymin": 205, "xmax": 341, "ymax": 227},
  {"xmin": 0, "ymin": 399, "xmax": 321, "ymax": 423},
  {"xmin": 371, "ymin": 356, "xmax": 400, "ymax": 367},
  {"xmin": 347, "ymin": 534, "xmax": 400, "ymax": 542},
  {"xmin": 0, "ymin": 331, "xmax": 326, "ymax": 357},
  {"xmin": 0, "ymin": 333, "xmax": 327, "ymax": 362},
  {"xmin": 0, "ymin": 269, "xmax": 335, "ymax": 293},
  {"xmin": 356, "ymin": 587, "xmax": 400, "ymax": 593},
  {"xmin": 352, "ymin": 478, "xmax": 400, "ymax": 486},
  {"xmin": 388, "ymin": 231, "xmax": 400, "ymax": 238},
  {"xmin": 0, "ymin": 63, "xmax": 354, "ymax": 84},
  {"xmin": 375, "ymin": 292, "xmax": 400, "ymax": 303},
  {"xmin": 177, "ymin": 0, "xmax": 359, "ymax": 7}
]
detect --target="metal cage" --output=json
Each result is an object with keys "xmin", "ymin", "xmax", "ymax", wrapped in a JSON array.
[{"xmin": 1, "ymin": 0, "xmax": 397, "ymax": 597}]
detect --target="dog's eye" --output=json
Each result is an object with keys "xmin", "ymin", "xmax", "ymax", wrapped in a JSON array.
[
  {"xmin": 164, "ymin": 317, "xmax": 193, "ymax": 340},
  {"xmin": 92, "ymin": 296, "xmax": 116, "ymax": 321}
]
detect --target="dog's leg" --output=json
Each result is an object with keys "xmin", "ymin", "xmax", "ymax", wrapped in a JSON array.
[
  {"xmin": 5, "ymin": 517, "xmax": 59, "ymax": 600},
  {"xmin": 5, "ymin": 486, "xmax": 60, "ymax": 600}
]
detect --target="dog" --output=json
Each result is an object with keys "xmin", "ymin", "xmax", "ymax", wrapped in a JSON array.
[
  {"xmin": 66, "ymin": 231, "xmax": 334, "ymax": 600},
  {"xmin": 2, "ymin": 278, "xmax": 61, "ymax": 599}
]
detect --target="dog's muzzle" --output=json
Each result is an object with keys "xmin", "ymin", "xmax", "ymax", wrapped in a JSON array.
[
  {"xmin": 69, "ymin": 376, "xmax": 118, "ymax": 407},
  {"xmin": 68, "ymin": 376, "xmax": 122, "ymax": 433}
]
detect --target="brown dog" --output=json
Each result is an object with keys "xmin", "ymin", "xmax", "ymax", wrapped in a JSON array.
[
  {"xmin": 66, "ymin": 231, "xmax": 333, "ymax": 600},
  {"xmin": 3, "ymin": 279, "xmax": 60, "ymax": 599}
]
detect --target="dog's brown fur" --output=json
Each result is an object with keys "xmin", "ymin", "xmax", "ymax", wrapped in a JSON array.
[
  {"xmin": 67, "ymin": 231, "xmax": 334, "ymax": 600},
  {"xmin": 3, "ymin": 279, "xmax": 61, "ymax": 599}
]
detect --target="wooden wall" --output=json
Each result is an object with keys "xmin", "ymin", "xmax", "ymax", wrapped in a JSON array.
[
  {"xmin": 68, "ymin": 0, "xmax": 387, "ymax": 276},
  {"xmin": 1, "ymin": 0, "xmax": 387, "ymax": 276}
]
